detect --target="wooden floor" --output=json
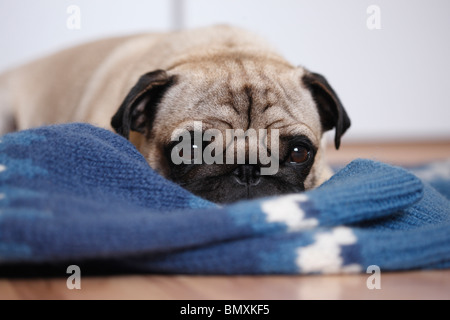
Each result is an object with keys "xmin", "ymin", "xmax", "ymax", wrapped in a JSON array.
[
  {"xmin": 1, "ymin": 140, "xmax": 449, "ymax": 300},
  {"xmin": 1, "ymin": 271, "xmax": 449, "ymax": 300},
  {"xmin": 325, "ymin": 139, "xmax": 450, "ymax": 166}
]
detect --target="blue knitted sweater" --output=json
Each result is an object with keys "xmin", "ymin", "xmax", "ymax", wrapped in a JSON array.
[{"xmin": 0, "ymin": 123, "xmax": 449, "ymax": 275}]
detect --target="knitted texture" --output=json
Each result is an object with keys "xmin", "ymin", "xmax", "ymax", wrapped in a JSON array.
[{"xmin": 0, "ymin": 123, "xmax": 449, "ymax": 275}]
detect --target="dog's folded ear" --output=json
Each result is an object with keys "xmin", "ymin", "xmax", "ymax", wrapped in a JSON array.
[
  {"xmin": 111, "ymin": 70, "xmax": 174, "ymax": 139},
  {"xmin": 302, "ymin": 71, "xmax": 351, "ymax": 149}
]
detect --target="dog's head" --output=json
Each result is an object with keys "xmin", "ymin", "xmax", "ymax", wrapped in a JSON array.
[{"xmin": 111, "ymin": 56, "xmax": 350, "ymax": 203}]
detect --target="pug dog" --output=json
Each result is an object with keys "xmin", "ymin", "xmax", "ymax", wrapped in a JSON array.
[{"xmin": 0, "ymin": 25, "xmax": 350, "ymax": 203}]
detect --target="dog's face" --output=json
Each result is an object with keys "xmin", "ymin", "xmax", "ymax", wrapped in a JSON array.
[{"xmin": 111, "ymin": 55, "xmax": 350, "ymax": 203}]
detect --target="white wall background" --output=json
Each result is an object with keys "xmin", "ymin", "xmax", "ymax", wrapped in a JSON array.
[{"xmin": 1, "ymin": 0, "xmax": 449, "ymax": 142}]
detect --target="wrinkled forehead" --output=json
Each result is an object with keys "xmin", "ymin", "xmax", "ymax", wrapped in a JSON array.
[{"xmin": 155, "ymin": 59, "xmax": 322, "ymax": 145}]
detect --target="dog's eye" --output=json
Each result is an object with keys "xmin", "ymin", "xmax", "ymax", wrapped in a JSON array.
[
  {"xmin": 178, "ymin": 143, "xmax": 200, "ymax": 160},
  {"xmin": 289, "ymin": 146, "xmax": 310, "ymax": 164}
]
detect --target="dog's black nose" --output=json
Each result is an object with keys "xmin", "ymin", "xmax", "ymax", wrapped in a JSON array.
[{"xmin": 233, "ymin": 165, "xmax": 261, "ymax": 186}]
